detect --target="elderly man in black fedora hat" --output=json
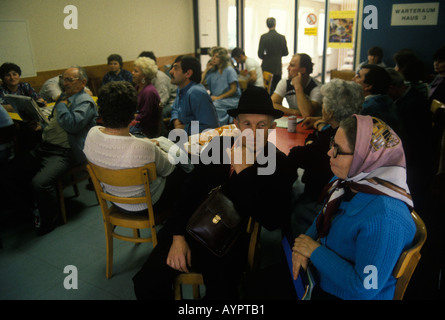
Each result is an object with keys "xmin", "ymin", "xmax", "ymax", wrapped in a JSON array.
[{"xmin": 133, "ymin": 86, "xmax": 297, "ymax": 300}]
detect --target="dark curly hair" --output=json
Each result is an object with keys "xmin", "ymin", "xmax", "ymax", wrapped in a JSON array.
[
  {"xmin": 0, "ymin": 62, "xmax": 21, "ymax": 82},
  {"xmin": 97, "ymin": 81, "xmax": 137, "ymax": 129},
  {"xmin": 107, "ymin": 54, "xmax": 123, "ymax": 68},
  {"xmin": 393, "ymin": 49, "xmax": 425, "ymax": 82}
]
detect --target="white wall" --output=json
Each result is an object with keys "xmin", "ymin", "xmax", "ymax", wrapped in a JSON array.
[{"xmin": 0, "ymin": 0, "xmax": 195, "ymax": 73}]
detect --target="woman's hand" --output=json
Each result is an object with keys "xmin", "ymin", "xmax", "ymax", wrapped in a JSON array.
[
  {"xmin": 292, "ymin": 234, "xmax": 320, "ymax": 280},
  {"xmin": 292, "ymin": 250, "xmax": 308, "ymax": 280},
  {"xmin": 293, "ymin": 234, "xmax": 320, "ymax": 258}
]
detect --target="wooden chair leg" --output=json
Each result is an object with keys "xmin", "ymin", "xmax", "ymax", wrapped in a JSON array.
[
  {"xmin": 105, "ymin": 223, "xmax": 113, "ymax": 279},
  {"xmin": 174, "ymin": 279, "xmax": 183, "ymax": 300},
  {"xmin": 192, "ymin": 284, "xmax": 201, "ymax": 299}
]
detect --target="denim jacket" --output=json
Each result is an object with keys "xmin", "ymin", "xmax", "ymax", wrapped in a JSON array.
[{"xmin": 50, "ymin": 89, "xmax": 97, "ymax": 163}]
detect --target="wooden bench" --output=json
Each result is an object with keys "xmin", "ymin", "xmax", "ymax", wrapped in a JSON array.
[{"xmin": 18, "ymin": 53, "xmax": 192, "ymax": 96}]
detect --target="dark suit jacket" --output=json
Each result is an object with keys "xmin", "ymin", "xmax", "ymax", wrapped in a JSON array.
[
  {"xmin": 165, "ymin": 136, "xmax": 297, "ymax": 236},
  {"xmin": 258, "ymin": 29, "xmax": 289, "ymax": 75}
]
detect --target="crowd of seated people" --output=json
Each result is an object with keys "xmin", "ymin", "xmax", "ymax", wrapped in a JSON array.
[{"xmin": 1, "ymin": 40, "xmax": 444, "ymax": 300}]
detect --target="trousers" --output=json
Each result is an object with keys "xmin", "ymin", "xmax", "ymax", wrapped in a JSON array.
[
  {"xmin": 29, "ymin": 143, "xmax": 74, "ymax": 226},
  {"xmin": 132, "ymin": 226, "xmax": 249, "ymax": 300}
]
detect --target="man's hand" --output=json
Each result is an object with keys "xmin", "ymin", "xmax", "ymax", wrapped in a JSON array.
[
  {"xmin": 226, "ymin": 136, "xmax": 255, "ymax": 174},
  {"xmin": 29, "ymin": 121, "xmax": 42, "ymax": 132},
  {"xmin": 166, "ymin": 235, "xmax": 192, "ymax": 273},
  {"xmin": 291, "ymin": 72, "xmax": 304, "ymax": 93}
]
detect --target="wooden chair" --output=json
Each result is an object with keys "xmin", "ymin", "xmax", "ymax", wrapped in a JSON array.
[
  {"xmin": 57, "ymin": 162, "xmax": 91, "ymax": 224},
  {"xmin": 431, "ymin": 99, "xmax": 445, "ymax": 115},
  {"xmin": 392, "ymin": 211, "xmax": 427, "ymax": 300},
  {"xmin": 174, "ymin": 217, "xmax": 261, "ymax": 300},
  {"xmin": 263, "ymin": 71, "xmax": 273, "ymax": 94},
  {"xmin": 86, "ymin": 162, "xmax": 159, "ymax": 279}
]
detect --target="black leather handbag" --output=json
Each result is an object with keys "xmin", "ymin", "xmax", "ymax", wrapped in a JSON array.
[{"xmin": 186, "ymin": 186, "xmax": 244, "ymax": 257}]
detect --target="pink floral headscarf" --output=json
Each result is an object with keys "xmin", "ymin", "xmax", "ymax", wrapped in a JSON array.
[{"xmin": 316, "ymin": 115, "xmax": 413, "ymax": 238}]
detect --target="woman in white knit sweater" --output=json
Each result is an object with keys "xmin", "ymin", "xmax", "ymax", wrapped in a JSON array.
[{"xmin": 83, "ymin": 81, "xmax": 184, "ymax": 214}]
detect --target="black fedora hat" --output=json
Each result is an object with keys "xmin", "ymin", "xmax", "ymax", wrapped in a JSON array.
[{"xmin": 227, "ymin": 86, "xmax": 284, "ymax": 119}]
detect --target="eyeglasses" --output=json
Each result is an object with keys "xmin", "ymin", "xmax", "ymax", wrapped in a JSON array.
[
  {"xmin": 330, "ymin": 137, "xmax": 354, "ymax": 158},
  {"xmin": 59, "ymin": 75, "xmax": 79, "ymax": 83}
]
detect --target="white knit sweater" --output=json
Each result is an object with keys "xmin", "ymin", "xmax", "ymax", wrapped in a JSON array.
[{"xmin": 83, "ymin": 126, "xmax": 175, "ymax": 211}]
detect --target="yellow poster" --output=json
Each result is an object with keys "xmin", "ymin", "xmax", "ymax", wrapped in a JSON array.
[{"xmin": 328, "ymin": 11, "xmax": 355, "ymax": 48}]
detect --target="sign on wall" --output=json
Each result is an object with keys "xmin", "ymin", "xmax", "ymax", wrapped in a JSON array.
[
  {"xmin": 391, "ymin": 2, "xmax": 440, "ymax": 26},
  {"xmin": 328, "ymin": 11, "xmax": 355, "ymax": 49}
]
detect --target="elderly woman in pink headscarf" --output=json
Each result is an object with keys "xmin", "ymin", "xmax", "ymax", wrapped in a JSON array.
[{"xmin": 291, "ymin": 114, "xmax": 416, "ymax": 300}]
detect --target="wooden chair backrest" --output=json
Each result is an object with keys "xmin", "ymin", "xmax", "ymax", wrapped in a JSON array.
[
  {"xmin": 431, "ymin": 99, "xmax": 445, "ymax": 115},
  {"xmin": 392, "ymin": 211, "xmax": 427, "ymax": 300},
  {"xmin": 263, "ymin": 71, "xmax": 273, "ymax": 93},
  {"xmin": 87, "ymin": 162, "xmax": 157, "ymax": 206},
  {"xmin": 246, "ymin": 217, "xmax": 261, "ymax": 270}
]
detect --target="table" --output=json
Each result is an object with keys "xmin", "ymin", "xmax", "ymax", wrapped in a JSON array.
[
  {"xmin": 271, "ymin": 116, "xmax": 313, "ymax": 155},
  {"xmin": 272, "ymin": 125, "xmax": 313, "ymax": 155}
]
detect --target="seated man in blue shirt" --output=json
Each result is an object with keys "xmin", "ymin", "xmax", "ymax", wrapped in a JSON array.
[
  {"xmin": 169, "ymin": 56, "xmax": 219, "ymax": 135},
  {"xmin": 27, "ymin": 66, "xmax": 98, "ymax": 236},
  {"xmin": 353, "ymin": 64, "xmax": 401, "ymax": 135}
]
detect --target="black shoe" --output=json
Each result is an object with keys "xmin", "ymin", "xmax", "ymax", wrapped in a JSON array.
[{"xmin": 36, "ymin": 216, "xmax": 59, "ymax": 236}]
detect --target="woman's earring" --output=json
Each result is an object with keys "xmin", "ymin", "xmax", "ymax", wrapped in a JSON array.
[{"xmin": 141, "ymin": 78, "xmax": 146, "ymax": 84}]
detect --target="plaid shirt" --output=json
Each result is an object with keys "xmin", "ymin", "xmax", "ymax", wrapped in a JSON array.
[{"xmin": 0, "ymin": 82, "xmax": 42, "ymax": 104}]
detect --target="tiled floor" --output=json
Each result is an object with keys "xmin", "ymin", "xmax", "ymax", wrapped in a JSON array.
[
  {"xmin": 0, "ymin": 180, "xmax": 156, "ymax": 300},
  {"xmin": 1, "ymin": 174, "xmax": 444, "ymax": 300}
]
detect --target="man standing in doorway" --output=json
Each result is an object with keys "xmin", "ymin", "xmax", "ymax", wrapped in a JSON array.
[{"xmin": 258, "ymin": 17, "xmax": 289, "ymax": 95}]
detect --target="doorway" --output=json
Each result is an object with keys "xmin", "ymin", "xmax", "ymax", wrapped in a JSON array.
[{"xmin": 194, "ymin": 0, "xmax": 359, "ymax": 83}]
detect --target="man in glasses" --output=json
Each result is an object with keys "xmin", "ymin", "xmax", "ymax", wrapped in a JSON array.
[
  {"xmin": 26, "ymin": 66, "xmax": 98, "ymax": 235},
  {"xmin": 39, "ymin": 73, "xmax": 93, "ymax": 103}
]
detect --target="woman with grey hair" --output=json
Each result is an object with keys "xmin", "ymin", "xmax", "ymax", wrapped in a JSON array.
[
  {"xmin": 288, "ymin": 78, "xmax": 364, "ymax": 237},
  {"xmin": 131, "ymin": 57, "xmax": 161, "ymax": 138},
  {"xmin": 202, "ymin": 46, "xmax": 241, "ymax": 125}
]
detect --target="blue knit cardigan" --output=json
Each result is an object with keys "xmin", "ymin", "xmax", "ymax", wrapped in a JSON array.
[{"xmin": 306, "ymin": 191, "xmax": 416, "ymax": 300}]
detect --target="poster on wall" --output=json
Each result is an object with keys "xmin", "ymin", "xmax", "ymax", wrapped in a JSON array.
[
  {"xmin": 328, "ymin": 11, "xmax": 355, "ymax": 49},
  {"xmin": 391, "ymin": 2, "xmax": 439, "ymax": 26}
]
